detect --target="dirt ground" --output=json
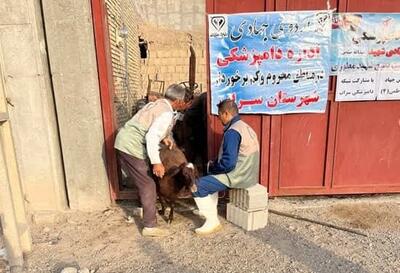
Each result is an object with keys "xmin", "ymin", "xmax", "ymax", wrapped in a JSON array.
[
  {"xmin": 1, "ymin": 195, "xmax": 399, "ymax": 273},
  {"xmin": 0, "ymin": 231, "xmax": 6, "ymax": 273}
]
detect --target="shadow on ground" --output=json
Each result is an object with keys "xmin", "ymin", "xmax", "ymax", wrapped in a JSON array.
[{"xmin": 249, "ymin": 222, "xmax": 369, "ymax": 273}]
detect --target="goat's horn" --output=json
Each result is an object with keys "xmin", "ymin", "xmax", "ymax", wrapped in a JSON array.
[{"xmin": 186, "ymin": 163, "xmax": 194, "ymax": 169}]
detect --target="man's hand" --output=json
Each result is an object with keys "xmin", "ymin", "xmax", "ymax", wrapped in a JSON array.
[
  {"xmin": 162, "ymin": 137, "xmax": 174, "ymax": 150},
  {"xmin": 153, "ymin": 163, "xmax": 165, "ymax": 178}
]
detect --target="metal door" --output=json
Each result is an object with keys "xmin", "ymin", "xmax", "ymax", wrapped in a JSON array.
[{"xmin": 206, "ymin": 0, "xmax": 400, "ymax": 196}]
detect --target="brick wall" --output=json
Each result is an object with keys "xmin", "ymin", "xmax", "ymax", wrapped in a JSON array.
[
  {"xmin": 105, "ymin": 0, "xmax": 142, "ymax": 128},
  {"xmin": 133, "ymin": 0, "xmax": 205, "ymax": 31},
  {"xmin": 105, "ymin": 0, "xmax": 206, "ymax": 128},
  {"xmin": 137, "ymin": 0, "xmax": 207, "ymax": 95},
  {"xmin": 139, "ymin": 26, "xmax": 207, "ymax": 94}
]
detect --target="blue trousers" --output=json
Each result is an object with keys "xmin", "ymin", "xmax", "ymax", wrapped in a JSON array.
[{"xmin": 193, "ymin": 175, "xmax": 228, "ymax": 197}]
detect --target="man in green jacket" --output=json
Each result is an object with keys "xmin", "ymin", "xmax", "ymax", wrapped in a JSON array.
[{"xmin": 114, "ymin": 84, "xmax": 187, "ymax": 237}]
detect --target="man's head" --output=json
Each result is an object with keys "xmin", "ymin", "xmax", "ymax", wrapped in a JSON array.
[
  {"xmin": 217, "ymin": 99, "xmax": 238, "ymax": 126},
  {"xmin": 164, "ymin": 84, "xmax": 190, "ymax": 111}
]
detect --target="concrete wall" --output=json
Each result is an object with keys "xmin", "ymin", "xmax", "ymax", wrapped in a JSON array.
[
  {"xmin": 0, "ymin": 0, "xmax": 68, "ymax": 211},
  {"xmin": 41, "ymin": 0, "xmax": 111, "ymax": 210}
]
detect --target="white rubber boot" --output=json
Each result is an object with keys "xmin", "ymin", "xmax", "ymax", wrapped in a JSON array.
[
  {"xmin": 193, "ymin": 192, "xmax": 219, "ymax": 217},
  {"xmin": 210, "ymin": 192, "xmax": 219, "ymax": 207},
  {"xmin": 194, "ymin": 194, "xmax": 221, "ymax": 235}
]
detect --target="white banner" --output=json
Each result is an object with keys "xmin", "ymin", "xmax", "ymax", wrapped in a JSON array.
[{"xmin": 336, "ymin": 72, "xmax": 378, "ymax": 101}]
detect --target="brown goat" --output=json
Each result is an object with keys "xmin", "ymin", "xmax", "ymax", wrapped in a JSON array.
[{"xmin": 156, "ymin": 145, "xmax": 197, "ymax": 224}]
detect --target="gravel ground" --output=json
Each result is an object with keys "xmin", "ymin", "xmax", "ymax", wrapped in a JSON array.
[{"xmin": 5, "ymin": 195, "xmax": 400, "ymax": 273}]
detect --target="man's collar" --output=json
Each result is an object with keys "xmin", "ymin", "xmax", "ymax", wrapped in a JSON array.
[
  {"xmin": 224, "ymin": 115, "xmax": 240, "ymax": 131},
  {"xmin": 163, "ymin": 99, "xmax": 174, "ymax": 112}
]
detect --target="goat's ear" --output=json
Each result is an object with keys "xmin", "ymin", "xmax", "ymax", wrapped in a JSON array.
[{"xmin": 181, "ymin": 162, "xmax": 196, "ymax": 178}]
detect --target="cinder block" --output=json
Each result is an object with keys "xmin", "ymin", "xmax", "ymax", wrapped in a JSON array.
[
  {"xmin": 159, "ymin": 58, "xmax": 169, "ymax": 65},
  {"xmin": 252, "ymin": 209, "xmax": 269, "ymax": 230},
  {"xmin": 229, "ymin": 190, "xmax": 234, "ymax": 204},
  {"xmin": 157, "ymin": 51, "xmax": 169, "ymax": 58},
  {"xmin": 167, "ymin": 66, "xmax": 176, "ymax": 73},
  {"xmin": 172, "ymin": 50, "xmax": 180, "ymax": 57},
  {"xmin": 160, "ymin": 66, "xmax": 168, "ymax": 73},
  {"xmin": 226, "ymin": 203, "xmax": 268, "ymax": 231},
  {"xmin": 230, "ymin": 184, "xmax": 268, "ymax": 211}
]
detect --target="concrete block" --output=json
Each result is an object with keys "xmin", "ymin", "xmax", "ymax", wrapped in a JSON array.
[
  {"xmin": 173, "ymin": 0, "xmax": 181, "ymax": 13},
  {"xmin": 156, "ymin": 0, "xmax": 167, "ymax": 12},
  {"xmin": 172, "ymin": 14, "xmax": 182, "ymax": 25},
  {"xmin": 151, "ymin": 58, "xmax": 162, "ymax": 65},
  {"xmin": 147, "ymin": 66, "xmax": 157, "ymax": 74},
  {"xmin": 167, "ymin": 66, "xmax": 176, "ymax": 73},
  {"xmin": 161, "ymin": 58, "xmax": 170, "ymax": 65},
  {"xmin": 179, "ymin": 58, "xmax": 189, "ymax": 65},
  {"xmin": 226, "ymin": 203, "xmax": 268, "ymax": 231},
  {"xmin": 170, "ymin": 50, "xmax": 178, "ymax": 58},
  {"xmin": 230, "ymin": 184, "xmax": 268, "ymax": 211},
  {"xmin": 180, "ymin": 72, "xmax": 188, "ymax": 78},
  {"xmin": 160, "ymin": 66, "xmax": 168, "ymax": 73},
  {"xmin": 185, "ymin": 4, "xmax": 194, "ymax": 13},
  {"xmin": 157, "ymin": 51, "xmax": 168, "ymax": 58},
  {"xmin": 195, "ymin": 14, "xmax": 205, "ymax": 26},
  {"xmin": 147, "ymin": 15, "xmax": 156, "ymax": 25},
  {"xmin": 198, "ymin": 65, "xmax": 206, "ymax": 73},
  {"xmin": 157, "ymin": 14, "xmax": 168, "ymax": 26},
  {"xmin": 197, "ymin": 57, "xmax": 206, "ymax": 64},
  {"xmin": 166, "ymin": 58, "xmax": 175, "ymax": 65},
  {"xmin": 229, "ymin": 190, "xmax": 236, "ymax": 206},
  {"xmin": 161, "ymin": 73, "xmax": 169, "ymax": 80}
]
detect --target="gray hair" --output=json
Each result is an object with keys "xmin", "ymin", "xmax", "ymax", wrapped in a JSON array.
[
  {"xmin": 164, "ymin": 84, "xmax": 186, "ymax": 101},
  {"xmin": 217, "ymin": 99, "xmax": 238, "ymax": 115}
]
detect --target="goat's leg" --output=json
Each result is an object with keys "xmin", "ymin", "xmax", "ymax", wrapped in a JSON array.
[
  {"xmin": 167, "ymin": 201, "xmax": 175, "ymax": 224},
  {"xmin": 158, "ymin": 195, "xmax": 166, "ymax": 216}
]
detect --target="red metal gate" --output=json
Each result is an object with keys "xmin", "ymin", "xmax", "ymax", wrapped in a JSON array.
[
  {"xmin": 92, "ymin": 0, "xmax": 400, "ymax": 200},
  {"xmin": 206, "ymin": 0, "xmax": 400, "ymax": 196}
]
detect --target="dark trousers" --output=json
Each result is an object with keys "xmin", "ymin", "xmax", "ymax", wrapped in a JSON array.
[{"xmin": 117, "ymin": 150, "xmax": 157, "ymax": 228}]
